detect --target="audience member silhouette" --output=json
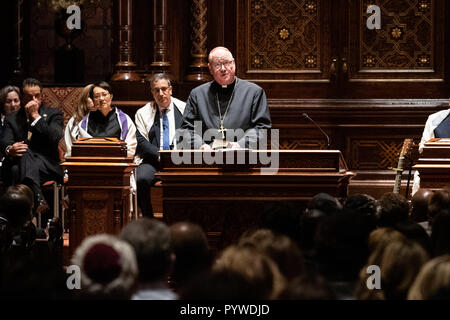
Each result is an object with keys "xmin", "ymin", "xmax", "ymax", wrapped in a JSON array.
[
  {"xmin": 277, "ymin": 272, "xmax": 336, "ymax": 300},
  {"xmin": 238, "ymin": 228, "xmax": 305, "ymax": 281},
  {"xmin": 313, "ymin": 209, "xmax": 371, "ymax": 299},
  {"xmin": 431, "ymin": 210, "xmax": 450, "ymax": 257},
  {"xmin": 427, "ymin": 188, "xmax": 450, "ymax": 225},
  {"xmin": 71, "ymin": 234, "xmax": 138, "ymax": 300},
  {"xmin": 408, "ymin": 254, "xmax": 450, "ymax": 300},
  {"xmin": 376, "ymin": 192, "xmax": 410, "ymax": 227},
  {"xmin": 120, "ymin": 218, "xmax": 177, "ymax": 300},
  {"xmin": 355, "ymin": 237, "xmax": 428, "ymax": 300},
  {"xmin": 410, "ymin": 188, "xmax": 433, "ymax": 235},
  {"xmin": 344, "ymin": 193, "xmax": 377, "ymax": 230},
  {"xmin": 260, "ymin": 201, "xmax": 303, "ymax": 245},
  {"xmin": 169, "ymin": 222, "xmax": 211, "ymax": 292},
  {"xmin": 394, "ymin": 220, "xmax": 433, "ymax": 256},
  {"xmin": 181, "ymin": 245, "xmax": 285, "ymax": 300}
]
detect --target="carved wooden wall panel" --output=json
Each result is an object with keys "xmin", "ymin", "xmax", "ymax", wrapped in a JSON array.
[
  {"xmin": 237, "ymin": 0, "xmax": 331, "ymax": 81},
  {"xmin": 349, "ymin": 0, "xmax": 444, "ymax": 80}
]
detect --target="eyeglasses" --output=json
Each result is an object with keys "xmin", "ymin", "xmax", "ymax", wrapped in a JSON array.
[
  {"xmin": 152, "ymin": 86, "xmax": 170, "ymax": 93},
  {"xmin": 212, "ymin": 60, "xmax": 234, "ymax": 70},
  {"xmin": 93, "ymin": 92, "xmax": 110, "ymax": 100}
]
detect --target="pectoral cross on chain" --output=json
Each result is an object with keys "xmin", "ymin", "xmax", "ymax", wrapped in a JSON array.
[{"xmin": 219, "ymin": 120, "xmax": 227, "ymax": 140}]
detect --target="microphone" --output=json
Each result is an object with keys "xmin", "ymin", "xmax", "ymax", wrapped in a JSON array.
[{"xmin": 302, "ymin": 113, "xmax": 330, "ymax": 149}]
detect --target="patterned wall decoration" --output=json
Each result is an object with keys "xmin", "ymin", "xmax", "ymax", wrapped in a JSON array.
[
  {"xmin": 349, "ymin": 138, "xmax": 403, "ymax": 170},
  {"xmin": 42, "ymin": 87, "xmax": 83, "ymax": 126},
  {"xmin": 360, "ymin": 0, "xmax": 434, "ymax": 70},
  {"xmin": 245, "ymin": 0, "xmax": 321, "ymax": 71},
  {"xmin": 279, "ymin": 139, "xmax": 327, "ymax": 150}
]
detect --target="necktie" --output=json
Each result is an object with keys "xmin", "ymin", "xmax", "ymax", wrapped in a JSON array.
[{"xmin": 162, "ymin": 110, "xmax": 170, "ymax": 150}]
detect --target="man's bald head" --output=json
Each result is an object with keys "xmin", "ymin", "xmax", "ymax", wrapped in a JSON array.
[
  {"xmin": 208, "ymin": 46, "xmax": 236, "ymax": 86},
  {"xmin": 169, "ymin": 222, "xmax": 211, "ymax": 286},
  {"xmin": 411, "ymin": 188, "xmax": 434, "ymax": 222},
  {"xmin": 208, "ymin": 47, "xmax": 233, "ymax": 62}
]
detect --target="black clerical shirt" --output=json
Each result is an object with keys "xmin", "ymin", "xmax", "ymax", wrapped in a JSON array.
[
  {"xmin": 212, "ymin": 79, "xmax": 236, "ymax": 116},
  {"xmin": 87, "ymin": 107, "xmax": 121, "ymax": 138}
]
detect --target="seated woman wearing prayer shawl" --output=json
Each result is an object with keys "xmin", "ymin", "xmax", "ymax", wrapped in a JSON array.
[{"xmin": 64, "ymin": 81, "xmax": 137, "ymax": 158}]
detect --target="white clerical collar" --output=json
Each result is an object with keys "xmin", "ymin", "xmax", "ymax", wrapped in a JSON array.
[{"xmin": 220, "ymin": 78, "xmax": 237, "ymax": 89}]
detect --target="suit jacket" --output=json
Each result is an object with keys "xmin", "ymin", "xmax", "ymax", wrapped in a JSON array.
[
  {"xmin": 0, "ymin": 105, "xmax": 63, "ymax": 177},
  {"xmin": 0, "ymin": 115, "xmax": 6, "ymax": 160},
  {"xmin": 135, "ymin": 97, "xmax": 186, "ymax": 167}
]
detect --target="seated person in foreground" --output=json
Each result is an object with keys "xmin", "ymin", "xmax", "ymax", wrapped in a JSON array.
[
  {"xmin": 0, "ymin": 78, "xmax": 63, "ymax": 212},
  {"xmin": 180, "ymin": 46, "xmax": 272, "ymax": 150}
]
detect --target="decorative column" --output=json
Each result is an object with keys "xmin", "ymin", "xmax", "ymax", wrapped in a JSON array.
[
  {"xmin": 111, "ymin": 0, "xmax": 140, "ymax": 81},
  {"xmin": 148, "ymin": 0, "xmax": 171, "ymax": 77},
  {"xmin": 12, "ymin": 0, "xmax": 25, "ymax": 83},
  {"xmin": 185, "ymin": 0, "xmax": 211, "ymax": 82}
]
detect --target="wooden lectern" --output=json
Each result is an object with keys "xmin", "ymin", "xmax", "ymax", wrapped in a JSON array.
[
  {"xmin": 413, "ymin": 138, "xmax": 450, "ymax": 190},
  {"xmin": 62, "ymin": 138, "xmax": 137, "ymax": 256},
  {"xmin": 157, "ymin": 149, "xmax": 354, "ymax": 252}
]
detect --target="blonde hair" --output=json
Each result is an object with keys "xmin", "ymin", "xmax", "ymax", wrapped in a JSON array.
[
  {"xmin": 408, "ymin": 254, "xmax": 450, "ymax": 300},
  {"xmin": 213, "ymin": 245, "xmax": 285, "ymax": 299},
  {"xmin": 368, "ymin": 227, "xmax": 406, "ymax": 253},
  {"xmin": 73, "ymin": 84, "xmax": 94, "ymax": 123},
  {"xmin": 355, "ymin": 237, "xmax": 429, "ymax": 300}
]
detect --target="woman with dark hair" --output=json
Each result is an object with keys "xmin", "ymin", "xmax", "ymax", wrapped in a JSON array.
[
  {"xmin": 66, "ymin": 81, "xmax": 137, "ymax": 158},
  {"xmin": 0, "ymin": 86, "xmax": 21, "ymax": 163}
]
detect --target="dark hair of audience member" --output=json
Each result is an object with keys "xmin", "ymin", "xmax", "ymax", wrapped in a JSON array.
[
  {"xmin": 431, "ymin": 210, "xmax": 450, "ymax": 257},
  {"xmin": 120, "ymin": 218, "xmax": 173, "ymax": 284},
  {"xmin": 376, "ymin": 192, "xmax": 410, "ymax": 228},
  {"xmin": 277, "ymin": 272, "xmax": 336, "ymax": 300},
  {"xmin": 313, "ymin": 209, "xmax": 371, "ymax": 284},
  {"xmin": 410, "ymin": 189, "xmax": 433, "ymax": 223},
  {"xmin": 394, "ymin": 220, "xmax": 433, "ymax": 256},
  {"xmin": 344, "ymin": 193, "xmax": 377, "ymax": 230},
  {"xmin": 181, "ymin": 246, "xmax": 285, "ymax": 300},
  {"xmin": 260, "ymin": 201, "xmax": 303, "ymax": 245},
  {"xmin": 0, "ymin": 246, "xmax": 71, "ymax": 299},
  {"xmin": 428, "ymin": 188, "xmax": 450, "ymax": 225},
  {"xmin": 355, "ymin": 237, "xmax": 429, "ymax": 300},
  {"xmin": 307, "ymin": 193, "xmax": 343, "ymax": 214},
  {"xmin": 238, "ymin": 229, "xmax": 305, "ymax": 280},
  {"xmin": 169, "ymin": 222, "xmax": 211, "ymax": 290},
  {"xmin": 0, "ymin": 184, "xmax": 34, "ymax": 229}
]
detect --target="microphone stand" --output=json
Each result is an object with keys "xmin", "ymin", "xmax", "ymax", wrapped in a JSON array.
[{"xmin": 303, "ymin": 113, "xmax": 331, "ymax": 149}]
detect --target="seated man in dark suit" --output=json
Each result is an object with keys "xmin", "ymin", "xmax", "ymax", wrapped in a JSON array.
[
  {"xmin": 0, "ymin": 78, "xmax": 63, "ymax": 213},
  {"xmin": 134, "ymin": 73, "xmax": 186, "ymax": 217}
]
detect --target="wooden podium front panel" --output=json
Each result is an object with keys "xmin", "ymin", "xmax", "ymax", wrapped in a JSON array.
[
  {"xmin": 157, "ymin": 150, "xmax": 354, "ymax": 252},
  {"xmin": 63, "ymin": 138, "xmax": 137, "ymax": 257},
  {"xmin": 64, "ymin": 164, "xmax": 136, "ymax": 257}
]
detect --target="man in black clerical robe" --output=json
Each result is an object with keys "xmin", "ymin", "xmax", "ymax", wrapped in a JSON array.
[{"xmin": 180, "ymin": 46, "xmax": 271, "ymax": 150}]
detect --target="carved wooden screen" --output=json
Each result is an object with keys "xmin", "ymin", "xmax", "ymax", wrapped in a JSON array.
[
  {"xmin": 348, "ymin": 0, "xmax": 445, "ymax": 81},
  {"xmin": 236, "ymin": 0, "xmax": 331, "ymax": 82}
]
